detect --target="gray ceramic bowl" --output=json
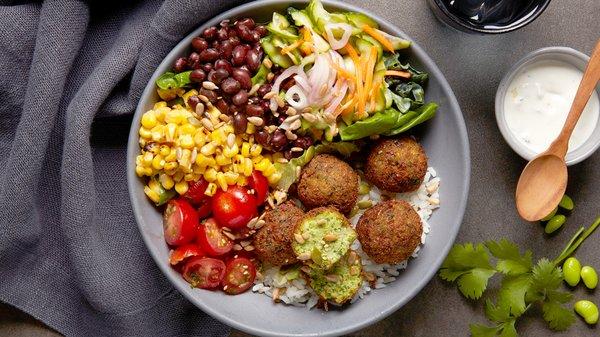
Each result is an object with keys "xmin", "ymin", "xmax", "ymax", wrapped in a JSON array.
[
  {"xmin": 127, "ymin": 1, "xmax": 470, "ymax": 336},
  {"xmin": 495, "ymin": 47, "xmax": 600, "ymax": 166}
]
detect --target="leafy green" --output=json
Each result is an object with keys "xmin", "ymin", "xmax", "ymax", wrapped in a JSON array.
[
  {"xmin": 440, "ymin": 218, "xmax": 600, "ymax": 336},
  {"xmin": 339, "ymin": 109, "xmax": 399, "ymax": 141},
  {"xmin": 386, "ymin": 81, "xmax": 424, "ymax": 112},
  {"xmin": 156, "ymin": 71, "xmax": 192, "ymax": 90},
  {"xmin": 439, "ymin": 243, "xmax": 496, "ymax": 299},
  {"xmin": 314, "ymin": 141, "xmax": 360, "ymax": 157},
  {"xmin": 383, "ymin": 53, "xmax": 429, "ymax": 84},
  {"xmin": 384, "ymin": 103, "xmax": 437, "ymax": 136}
]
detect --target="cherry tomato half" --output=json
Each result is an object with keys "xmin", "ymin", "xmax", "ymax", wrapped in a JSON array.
[
  {"xmin": 211, "ymin": 185, "xmax": 257, "ymax": 229},
  {"xmin": 169, "ymin": 244, "xmax": 205, "ymax": 266},
  {"xmin": 249, "ymin": 170, "xmax": 269, "ymax": 204},
  {"xmin": 182, "ymin": 257, "xmax": 226, "ymax": 289},
  {"xmin": 222, "ymin": 257, "xmax": 257, "ymax": 295},
  {"xmin": 197, "ymin": 218, "xmax": 233, "ymax": 256},
  {"xmin": 163, "ymin": 198, "xmax": 198, "ymax": 246},
  {"xmin": 184, "ymin": 179, "xmax": 212, "ymax": 219}
]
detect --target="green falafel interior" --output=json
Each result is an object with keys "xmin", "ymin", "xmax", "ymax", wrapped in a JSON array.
[
  {"xmin": 292, "ymin": 208, "xmax": 357, "ymax": 270},
  {"xmin": 308, "ymin": 251, "xmax": 364, "ymax": 305}
]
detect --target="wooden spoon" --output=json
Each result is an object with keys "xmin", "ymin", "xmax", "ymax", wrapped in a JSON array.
[{"xmin": 516, "ymin": 40, "xmax": 600, "ymax": 221}]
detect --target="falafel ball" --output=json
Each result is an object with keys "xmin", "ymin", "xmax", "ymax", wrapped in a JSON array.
[
  {"xmin": 297, "ymin": 154, "xmax": 359, "ymax": 214},
  {"xmin": 253, "ymin": 202, "xmax": 304, "ymax": 266},
  {"xmin": 365, "ymin": 137, "xmax": 428, "ymax": 193},
  {"xmin": 356, "ymin": 200, "xmax": 422, "ymax": 264}
]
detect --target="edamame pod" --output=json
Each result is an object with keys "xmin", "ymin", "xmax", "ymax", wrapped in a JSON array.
[
  {"xmin": 545, "ymin": 214, "xmax": 566, "ymax": 234},
  {"xmin": 541, "ymin": 207, "xmax": 558, "ymax": 222},
  {"xmin": 563, "ymin": 257, "xmax": 582, "ymax": 287},
  {"xmin": 574, "ymin": 300, "xmax": 599, "ymax": 325},
  {"xmin": 559, "ymin": 195, "xmax": 574, "ymax": 211},
  {"xmin": 581, "ymin": 266, "xmax": 598, "ymax": 289}
]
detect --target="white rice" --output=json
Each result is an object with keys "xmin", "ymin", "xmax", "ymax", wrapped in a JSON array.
[{"xmin": 252, "ymin": 167, "xmax": 441, "ymax": 308}]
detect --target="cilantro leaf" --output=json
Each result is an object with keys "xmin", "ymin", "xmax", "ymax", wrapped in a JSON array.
[
  {"xmin": 485, "ymin": 299, "xmax": 512, "ymax": 323},
  {"xmin": 470, "ymin": 324, "xmax": 501, "ymax": 337},
  {"xmin": 498, "ymin": 320, "xmax": 518, "ymax": 337},
  {"xmin": 485, "ymin": 239, "xmax": 533, "ymax": 275},
  {"xmin": 440, "ymin": 243, "xmax": 496, "ymax": 299},
  {"xmin": 526, "ymin": 258, "xmax": 562, "ymax": 302},
  {"xmin": 497, "ymin": 274, "xmax": 531, "ymax": 316},
  {"xmin": 542, "ymin": 300, "xmax": 576, "ymax": 331}
]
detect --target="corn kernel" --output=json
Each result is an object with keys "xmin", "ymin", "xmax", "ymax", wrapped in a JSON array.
[
  {"xmin": 165, "ymin": 151, "xmax": 177, "ymax": 162},
  {"xmin": 223, "ymin": 143, "xmax": 239, "ymax": 158},
  {"xmin": 255, "ymin": 158, "xmax": 271, "ymax": 172},
  {"xmin": 176, "ymin": 88, "xmax": 185, "ymax": 97},
  {"xmin": 143, "ymin": 167, "xmax": 154, "ymax": 176},
  {"xmin": 263, "ymin": 163, "xmax": 276, "ymax": 177},
  {"xmin": 159, "ymin": 145, "xmax": 170, "ymax": 157},
  {"xmin": 243, "ymin": 158, "xmax": 253, "ymax": 177},
  {"xmin": 241, "ymin": 142, "xmax": 250, "ymax": 157},
  {"xmin": 141, "ymin": 111, "xmax": 158, "ymax": 129},
  {"xmin": 222, "ymin": 124, "xmax": 234, "ymax": 134},
  {"xmin": 159, "ymin": 174, "xmax": 175, "ymax": 190},
  {"xmin": 139, "ymin": 127, "xmax": 152, "ymax": 139},
  {"xmin": 252, "ymin": 155, "xmax": 264, "ymax": 165},
  {"xmin": 195, "ymin": 154, "xmax": 208, "ymax": 167},
  {"xmin": 224, "ymin": 172, "xmax": 239, "ymax": 185},
  {"xmin": 194, "ymin": 131, "xmax": 206, "ymax": 147},
  {"xmin": 216, "ymin": 172, "xmax": 228, "ymax": 191},
  {"xmin": 200, "ymin": 142, "xmax": 216, "ymax": 156},
  {"xmin": 267, "ymin": 171, "xmax": 282, "ymax": 185},
  {"xmin": 175, "ymin": 180, "xmax": 189, "ymax": 195},
  {"xmin": 246, "ymin": 123, "xmax": 256, "ymax": 134},
  {"xmin": 250, "ymin": 143, "xmax": 262, "ymax": 157},
  {"xmin": 166, "ymin": 123, "xmax": 177, "ymax": 141},
  {"xmin": 210, "ymin": 129, "xmax": 226, "ymax": 144},
  {"xmin": 272, "ymin": 152, "xmax": 284, "ymax": 163},
  {"xmin": 165, "ymin": 110, "xmax": 183, "ymax": 124},
  {"xmin": 173, "ymin": 171, "xmax": 184, "ymax": 182},
  {"xmin": 135, "ymin": 165, "xmax": 146, "ymax": 177},
  {"xmin": 154, "ymin": 101, "xmax": 167, "ymax": 109},
  {"xmin": 184, "ymin": 173, "xmax": 199, "ymax": 181},
  {"xmin": 215, "ymin": 154, "xmax": 231, "ymax": 166},
  {"xmin": 144, "ymin": 186, "xmax": 160, "ymax": 203},
  {"xmin": 135, "ymin": 155, "xmax": 143, "ymax": 166},
  {"xmin": 204, "ymin": 168, "xmax": 218, "ymax": 182},
  {"xmin": 236, "ymin": 176, "xmax": 247, "ymax": 185},
  {"xmin": 205, "ymin": 183, "xmax": 217, "ymax": 197},
  {"xmin": 150, "ymin": 125, "xmax": 164, "ymax": 142},
  {"xmin": 179, "ymin": 134, "xmax": 194, "ymax": 149},
  {"xmin": 142, "ymin": 152, "xmax": 154, "ymax": 166},
  {"xmin": 152, "ymin": 154, "xmax": 165, "ymax": 170}
]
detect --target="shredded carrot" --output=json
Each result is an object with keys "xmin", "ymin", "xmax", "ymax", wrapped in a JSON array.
[
  {"xmin": 362, "ymin": 25, "xmax": 395, "ymax": 53},
  {"xmin": 344, "ymin": 44, "xmax": 364, "ymax": 117},
  {"xmin": 302, "ymin": 28, "xmax": 312, "ymax": 42},
  {"xmin": 369, "ymin": 80, "xmax": 381, "ymax": 110},
  {"xmin": 357, "ymin": 53, "xmax": 368, "ymax": 117},
  {"xmin": 384, "ymin": 70, "xmax": 411, "ymax": 78},
  {"xmin": 330, "ymin": 61, "xmax": 355, "ymax": 81},
  {"xmin": 280, "ymin": 39, "xmax": 303, "ymax": 55},
  {"xmin": 363, "ymin": 46, "xmax": 378, "ymax": 112},
  {"xmin": 339, "ymin": 96, "xmax": 356, "ymax": 117}
]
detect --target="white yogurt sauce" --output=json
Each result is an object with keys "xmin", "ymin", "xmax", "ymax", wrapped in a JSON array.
[{"xmin": 504, "ymin": 60, "xmax": 599, "ymax": 154}]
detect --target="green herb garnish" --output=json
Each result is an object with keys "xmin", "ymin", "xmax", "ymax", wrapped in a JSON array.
[{"xmin": 440, "ymin": 217, "xmax": 600, "ymax": 336}]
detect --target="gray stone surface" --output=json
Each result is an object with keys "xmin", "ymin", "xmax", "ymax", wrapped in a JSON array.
[{"xmin": 2, "ymin": 0, "xmax": 599, "ymax": 336}]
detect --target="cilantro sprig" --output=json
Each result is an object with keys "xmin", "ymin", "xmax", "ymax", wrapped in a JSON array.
[{"xmin": 440, "ymin": 217, "xmax": 600, "ymax": 336}]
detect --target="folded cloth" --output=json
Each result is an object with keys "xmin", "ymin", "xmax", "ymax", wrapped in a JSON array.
[{"xmin": 0, "ymin": 0, "xmax": 246, "ymax": 335}]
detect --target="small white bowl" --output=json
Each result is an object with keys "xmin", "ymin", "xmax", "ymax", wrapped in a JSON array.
[{"xmin": 495, "ymin": 47, "xmax": 600, "ymax": 166}]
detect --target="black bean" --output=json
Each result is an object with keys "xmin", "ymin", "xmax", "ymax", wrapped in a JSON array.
[
  {"xmin": 191, "ymin": 61, "xmax": 202, "ymax": 69},
  {"xmin": 190, "ymin": 69, "xmax": 206, "ymax": 83},
  {"xmin": 237, "ymin": 18, "xmax": 255, "ymax": 30},
  {"xmin": 250, "ymin": 31, "xmax": 261, "ymax": 43},
  {"xmin": 248, "ymin": 97, "xmax": 260, "ymax": 105},
  {"xmin": 218, "ymin": 40, "xmax": 233, "ymax": 59},
  {"xmin": 270, "ymin": 129, "xmax": 288, "ymax": 150},
  {"xmin": 214, "ymin": 59, "xmax": 233, "ymax": 74},
  {"xmin": 208, "ymin": 68, "xmax": 229, "ymax": 85},
  {"xmin": 199, "ymin": 48, "xmax": 219, "ymax": 62},
  {"xmin": 231, "ymin": 68, "xmax": 252, "ymax": 90},
  {"xmin": 211, "ymin": 40, "xmax": 219, "ymax": 48},
  {"xmin": 259, "ymin": 100, "xmax": 270, "ymax": 112},
  {"xmin": 191, "ymin": 37, "xmax": 208, "ymax": 52},
  {"xmin": 231, "ymin": 45, "xmax": 248, "ymax": 66},
  {"xmin": 293, "ymin": 136, "xmax": 313, "ymax": 149},
  {"xmin": 201, "ymin": 63, "xmax": 213, "ymax": 73},
  {"xmin": 199, "ymin": 88, "xmax": 218, "ymax": 103},
  {"xmin": 202, "ymin": 26, "xmax": 217, "ymax": 40},
  {"xmin": 245, "ymin": 49, "xmax": 262, "ymax": 72},
  {"xmin": 219, "ymin": 19, "xmax": 230, "ymax": 28},
  {"xmin": 187, "ymin": 95, "xmax": 201, "ymax": 110},
  {"xmin": 215, "ymin": 99, "xmax": 229, "ymax": 115},
  {"xmin": 188, "ymin": 52, "xmax": 200, "ymax": 64},
  {"xmin": 229, "ymin": 105, "xmax": 240, "ymax": 115},
  {"xmin": 221, "ymin": 77, "xmax": 241, "ymax": 94},
  {"xmin": 228, "ymin": 36, "xmax": 240, "ymax": 47},
  {"xmin": 257, "ymin": 84, "xmax": 272, "ymax": 97},
  {"xmin": 173, "ymin": 57, "xmax": 188, "ymax": 72},
  {"xmin": 232, "ymin": 90, "xmax": 248, "ymax": 106},
  {"xmin": 238, "ymin": 26, "xmax": 255, "ymax": 43},
  {"xmin": 255, "ymin": 25, "xmax": 268, "ymax": 37},
  {"xmin": 232, "ymin": 114, "xmax": 248, "ymax": 134},
  {"xmin": 254, "ymin": 130, "xmax": 271, "ymax": 147},
  {"xmin": 217, "ymin": 27, "xmax": 229, "ymax": 41},
  {"xmin": 281, "ymin": 77, "xmax": 296, "ymax": 91},
  {"xmin": 245, "ymin": 104, "xmax": 264, "ymax": 117}
]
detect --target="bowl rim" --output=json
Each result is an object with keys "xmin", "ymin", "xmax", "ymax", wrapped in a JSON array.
[
  {"xmin": 127, "ymin": 1, "xmax": 471, "ymax": 335},
  {"xmin": 495, "ymin": 46, "xmax": 600, "ymax": 166},
  {"xmin": 429, "ymin": 0, "xmax": 552, "ymax": 34}
]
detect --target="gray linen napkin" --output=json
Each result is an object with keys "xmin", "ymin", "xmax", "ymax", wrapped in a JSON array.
[{"xmin": 0, "ymin": 0, "xmax": 246, "ymax": 335}]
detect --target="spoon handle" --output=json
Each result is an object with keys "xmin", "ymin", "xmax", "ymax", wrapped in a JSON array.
[{"xmin": 549, "ymin": 40, "xmax": 600, "ymax": 157}]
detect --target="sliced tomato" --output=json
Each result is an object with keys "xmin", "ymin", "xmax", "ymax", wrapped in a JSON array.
[
  {"xmin": 169, "ymin": 244, "xmax": 205, "ymax": 266},
  {"xmin": 197, "ymin": 218, "xmax": 233, "ymax": 256},
  {"xmin": 222, "ymin": 257, "xmax": 257, "ymax": 295},
  {"xmin": 249, "ymin": 170, "xmax": 269, "ymax": 204},
  {"xmin": 211, "ymin": 185, "xmax": 257, "ymax": 229},
  {"xmin": 184, "ymin": 179, "xmax": 212, "ymax": 219},
  {"xmin": 163, "ymin": 198, "xmax": 198, "ymax": 246},
  {"xmin": 182, "ymin": 257, "xmax": 226, "ymax": 289}
]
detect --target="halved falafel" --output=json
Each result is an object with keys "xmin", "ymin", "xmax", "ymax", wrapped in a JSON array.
[
  {"xmin": 292, "ymin": 207, "xmax": 356, "ymax": 270},
  {"xmin": 365, "ymin": 137, "xmax": 428, "ymax": 193},
  {"xmin": 253, "ymin": 202, "xmax": 304, "ymax": 266},
  {"xmin": 297, "ymin": 154, "xmax": 359, "ymax": 214},
  {"xmin": 307, "ymin": 250, "xmax": 363, "ymax": 305},
  {"xmin": 356, "ymin": 200, "xmax": 422, "ymax": 264}
]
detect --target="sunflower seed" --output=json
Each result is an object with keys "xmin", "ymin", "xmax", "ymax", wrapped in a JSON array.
[
  {"xmin": 201, "ymin": 118, "xmax": 214, "ymax": 131},
  {"xmin": 263, "ymin": 57, "xmax": 273, "ymax": 69},
  {"xmin": 263, "ymin": 91, "xmax": 276, "ymax": 100},
  {"xmin": 267, "ymin": 72, "xmax": 275, "ymax": 81},
  {"xmin": 248, "ymin": 83, "xmax": 260, "ymax": 96},
  {"xmin": 218, "ymin": 113, "xmax": 230, "ymax": 122},
  {"xmin": 275, "ymin": 95, "xmax": 285, "ymax": 108},
  {"xmin": 301, "ymin": 113, "xmax": 317, "ymax": 123},
  {"xmin": 297, "ymin": 252, "xmax": 311, "ymax": 261},
  {"xmin": 294, "ymin": 233, "xmax": 305, "ymax": 244},
  {"xmin": 286, "ymin": 106, "xmax": 297, "ymax": 116},
  {"xmin": 247, "ymin": 116, "xmax": 264, "ymax": 126},
  {"xmin": 290, "ymin": 147, "xmax": 303, "ymax": 152},
  {"xmin": 198, "ymin": 94, "xmax": 209, "ymax": 103},
  {"xmin": 324, "ymin": 233, "xmax": 338, "ymax": 242},
  {"xmin": 195, "ymin": 102, "xmax": 205, "ymax": 115},
  {"xmin": 289, "ymin": 119, "xmax": 302, "ymax": 130},
  {"xmin": 325, "ymin": 274, "xmax": 339, "ymax": 282},
  {"xmin": 227, "ymin": 133, "xmax": 236, "ymax": 148},
  {"xmin": 285, "ymin": 130, "xmax": 297, "ymax": 140},
  {"xmin": 202, "ymin": 81, "xmax": 218, "ymax": 90}
]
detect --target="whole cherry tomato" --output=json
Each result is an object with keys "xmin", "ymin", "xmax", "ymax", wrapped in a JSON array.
[
  {"xmin": 211, "ymin": 185, "xmax": 257, "ymax": 229},
  {"xmin": 184, "ymin": 179, "xmax": 212, "ymax": 219},
  {"xmin": 221, "ymin": 257, "xmax": 256, "ymax": 294}
]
